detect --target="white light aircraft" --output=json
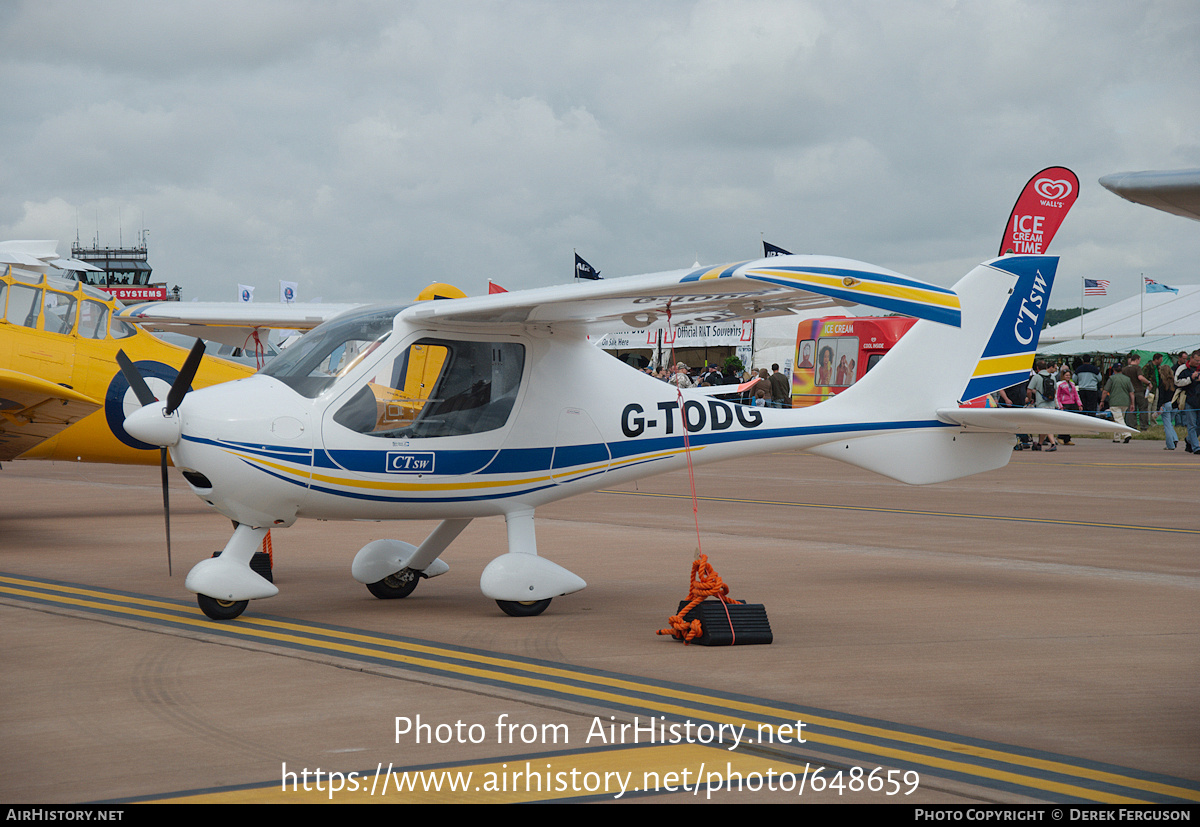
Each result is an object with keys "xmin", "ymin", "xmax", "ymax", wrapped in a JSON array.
[{"xmin": 118, "ymin": 253, "xmax": 1131, "ymax": 620}]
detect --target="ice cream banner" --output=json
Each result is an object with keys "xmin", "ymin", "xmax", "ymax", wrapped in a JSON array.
[{"xmin": 999, "ymin": 166, "xmax": 1079, "ymax": 256}]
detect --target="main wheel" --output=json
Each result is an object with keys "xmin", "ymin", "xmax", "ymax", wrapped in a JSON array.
[
  {"xmin": 197, "ymin": 594, "xmax": 249, "ymax": 620},
  {"xmin": 366, "ymin": 569, "xmax": 420, "ymax": 599},
  {"xmin": 496, "ymin": 598, "xmax": 552, "ymax": 617}
]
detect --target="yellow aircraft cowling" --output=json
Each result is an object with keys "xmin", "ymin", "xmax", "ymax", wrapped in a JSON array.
[{"xmin": 415, "ymin": 282, "xmax": 467, "ymax": 302}]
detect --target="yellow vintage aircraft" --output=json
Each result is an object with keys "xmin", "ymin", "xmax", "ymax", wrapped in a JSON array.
[
  {"xmin": 0, "ymin": 256, "xmax": 253, "ymax": 465},
  {"xmin": 0, "ymin": 242, "xmax": 461, "ymax": 466}
]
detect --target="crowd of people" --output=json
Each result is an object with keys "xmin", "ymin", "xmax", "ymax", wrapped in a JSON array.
[
  {"xmin": 641, "ymin": 362, "xmax": 793, "ymax": 407},
  {"xmin": 999, "ymin": 350, "xmax": 1200, "ymax": 454}
]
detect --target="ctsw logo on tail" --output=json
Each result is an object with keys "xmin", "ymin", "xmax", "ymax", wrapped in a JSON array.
[{"xmin": 960, "ymin": 256, "xmax": 1057, "ymax": 403}]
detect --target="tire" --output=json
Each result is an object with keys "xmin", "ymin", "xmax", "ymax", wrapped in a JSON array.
[
  {"xmin": 496, "ymin": 598, "xmax": 552, "ymax": 617},
  {"xmin": 366, "ymin": 569, "xmax": 420, "ymax": 599},
  {"xmin": 197, "ymin": 594, "xmax": 249, "ymax": 620}
]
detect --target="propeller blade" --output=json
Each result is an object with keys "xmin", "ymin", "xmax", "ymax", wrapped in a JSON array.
[
  {"xmin": 159, "ymin": 340, "xmax": 204, "ymax": 575},
  {"xmin": 165, "ymin": 339, "xmax": 206, "ymax": 415},
  {"xmin": 161, "ymin": 447, "xmax": 172, "ymax": 576},
  {"xmin": 116, "ymin": 349, "xmax": 157, "ymax": 407}
]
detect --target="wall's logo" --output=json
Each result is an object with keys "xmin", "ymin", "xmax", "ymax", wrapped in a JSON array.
[{"xmin": 1033, "ymin": 178, "xmax": 1072, "ymax": 200}]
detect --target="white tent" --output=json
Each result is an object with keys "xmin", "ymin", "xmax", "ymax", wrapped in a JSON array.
[{"xmin": 1038, "ymin": 284, "xmax": 1200, "ymax": 355}]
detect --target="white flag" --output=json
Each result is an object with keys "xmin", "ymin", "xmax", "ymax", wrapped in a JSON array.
[
  {"xmin": 279, "ymin": 280, "xmax": 298, "ymax": 303},
  {"xmin": 238, "ymin": 284, "xmax": 255, "ymax": 303}
]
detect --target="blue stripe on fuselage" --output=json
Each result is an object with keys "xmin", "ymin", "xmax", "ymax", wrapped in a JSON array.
[{"xmin": 208, "ymin": 418, "xmax": 953, "ymax": 505}]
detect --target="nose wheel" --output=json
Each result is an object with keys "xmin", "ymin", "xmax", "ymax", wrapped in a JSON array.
[
  {"xmin": 197, "ymin": 594, "xmax": 249, "ymax": 620},
  {"xmin": 496, "ymin": 598, "xmax": 552, "ymax": 617}
]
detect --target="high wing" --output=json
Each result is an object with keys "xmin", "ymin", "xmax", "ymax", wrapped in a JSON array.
[
  {"xmin": 0, "ymin": 369, "xmax": 100, "ymax": 461},
  {"xmin": 116, "ymin": 302, "xmax": 365, "ymax": 348},
  {"xmin": 399, "ymin": 254, "xmax": 961, "ymax": 332}
]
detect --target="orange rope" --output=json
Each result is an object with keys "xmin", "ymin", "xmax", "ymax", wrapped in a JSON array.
[
  {"xmin": 657, "ymin": 305, "xmax": 742, "ymax": 643},
  {"xmin": 665, "ymin": 303, "xmax": 703, "ymax": 553},
  {"xmin": 657, "ymin": 552, "xmax": 743, "ymax": 644}
]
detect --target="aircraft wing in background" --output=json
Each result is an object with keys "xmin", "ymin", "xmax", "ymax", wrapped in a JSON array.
[
  {"xmin": 0, "ymin": 369, "xmax": 101, "ymax": 461},
  {"xmin": 1099, "ymin": 168, "xmax": 1200, "ymax": 222},
  {"xmin": 116, "ymin": 302, "xmax": 365, "ymax": 348}
]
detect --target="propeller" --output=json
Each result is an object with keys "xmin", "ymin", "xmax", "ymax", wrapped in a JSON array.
[{"xmin": 115, "ymin": 339, "xmax": 207, "ymax": 576}]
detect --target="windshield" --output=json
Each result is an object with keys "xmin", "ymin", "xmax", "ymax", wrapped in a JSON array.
[{"xmin": 261, "ymin": 305, "xmax": 403, "ymax": 397}]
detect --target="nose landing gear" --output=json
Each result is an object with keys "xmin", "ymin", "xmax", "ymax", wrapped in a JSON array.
[
  {"xmin": 197, "ymin": 594, "xmax": 249, "ymax": 620},
  {"xmin": 496, "ymin": 599, "xmax": 552, "ymax": 617}
]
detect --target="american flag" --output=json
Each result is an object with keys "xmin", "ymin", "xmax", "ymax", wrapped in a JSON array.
[{"xmin": 1084, "ymin": 279, "xmax": 1109, "ymax": 296}]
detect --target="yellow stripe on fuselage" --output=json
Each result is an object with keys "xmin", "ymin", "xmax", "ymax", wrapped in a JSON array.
[{"xmin": 226, "ymin": 446, "xmax": 698, "ymax": 494}]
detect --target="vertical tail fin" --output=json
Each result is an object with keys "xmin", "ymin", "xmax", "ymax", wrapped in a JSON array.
[
  {"xmin": 958, "ymin": 256, "xmax": 1057, "ymax": 402},
  {"xmin": 806, "ymin": 256, "xmax": 1058, "ymax": 484}
]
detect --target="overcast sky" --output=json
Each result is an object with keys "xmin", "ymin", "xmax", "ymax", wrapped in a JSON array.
[{"xmin": 2, "ymin": 1, "xmax": 1197, "ymax": 308}]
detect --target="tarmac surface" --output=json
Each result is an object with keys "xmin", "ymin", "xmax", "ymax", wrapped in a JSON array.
[{"xmin": 2, "ymin": 439, "xmax": 1198, "ymax": 804}]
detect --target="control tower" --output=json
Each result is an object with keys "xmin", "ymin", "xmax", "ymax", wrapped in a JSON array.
[{"xmin": 70, "ymin": 232, "xmax": 176, "ymax": 301}]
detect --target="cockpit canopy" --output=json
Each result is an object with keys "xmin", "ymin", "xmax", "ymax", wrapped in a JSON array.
[
  {"xmin": 332, "ymin": 338, "xmax": 525, "ymax": 439},
  {"xmin": 260, "ymin": 305, "xmax": 403, "ymax": 397},
  {"xmin": 263, "ymin": 304, "xmax": 528, "ymax": 438}
]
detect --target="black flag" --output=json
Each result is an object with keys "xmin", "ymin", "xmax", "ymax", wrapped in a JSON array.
[
  {"xmin": 575, "ymin": 253, "xmax": 601, "ymax": 280},
  {"xmin": 763, "ymin": 241, "xmax": 791, "ymax": 257}
]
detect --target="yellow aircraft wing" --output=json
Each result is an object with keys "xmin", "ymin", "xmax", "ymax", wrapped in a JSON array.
[{"xmin": 0, "ymin": 368, "xmax": 100, "ymax": 461}]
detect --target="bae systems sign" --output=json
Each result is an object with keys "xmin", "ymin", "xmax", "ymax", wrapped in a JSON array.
[{"xmin": 100, "ymin": 285, "xmax": 168, "ymax": 301}]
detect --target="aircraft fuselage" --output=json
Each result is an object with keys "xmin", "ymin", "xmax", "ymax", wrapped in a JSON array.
[{"xmin": 166, "ymin": 316, "xmax": 942, "ymax": 529}]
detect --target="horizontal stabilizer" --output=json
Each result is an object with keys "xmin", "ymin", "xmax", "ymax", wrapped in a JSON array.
[
  {"xmin": 936, "ymin": 407, "xmax": 1136, "ymax": 435},
  {"xmin": 809, "ymin": 429, "xmax": 1015, "ymax": 485}
]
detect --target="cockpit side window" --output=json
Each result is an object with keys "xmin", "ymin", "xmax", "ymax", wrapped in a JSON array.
[
  {"xmin": 78, "ymin": 300, "xmax": 110, "ymax": 339},
  {"xmin": 110, "ymin": 317, "xmax": 137, "ymax": 339},
  {"xmin": 261, "ymin": 306, "xmax": 400, "ymax": 398},
  {"xmin": 333, "ymin": 338, "xmax": 525, "ymax": 438},
  {"xmin": 4, "ymin": 285, "xmax": 41, "ymax": 328},
  {"xmin": 42, "ymin": 292, "xmax": 77, "ymax": 335}
]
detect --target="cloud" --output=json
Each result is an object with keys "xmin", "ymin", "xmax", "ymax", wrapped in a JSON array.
[{"xmin": 1, "ymin": 1, "xmax": 1198, "ymax": 305}]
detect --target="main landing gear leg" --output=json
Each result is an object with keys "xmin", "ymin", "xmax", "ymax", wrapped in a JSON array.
[
  {"xmin": 352, "ymin": 518, "xmax": 470, "ymax": 600},
  {"xmin": 479, "ymin": 508, "xmax": 586, "ymax": 617},
  {"xmin": 186, "ymin": 524, "xmax": 279, "ymax": 620}
]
